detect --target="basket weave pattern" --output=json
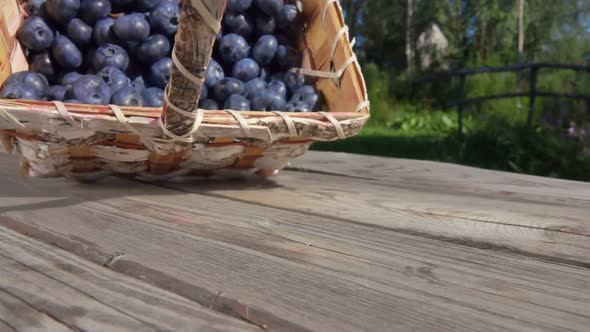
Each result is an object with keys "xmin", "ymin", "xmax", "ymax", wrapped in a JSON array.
[{"xmin": 0, "ymin": 0, "xmax": 369, "ymax": 181}]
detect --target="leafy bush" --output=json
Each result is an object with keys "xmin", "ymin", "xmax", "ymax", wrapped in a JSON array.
[
  {"xmin": 328, "ymin": 61, "xmax": 590, "ymax": 182},
  {"xmin": 314, "ymin": 112, "xmax": 590, "ymax": 182}
]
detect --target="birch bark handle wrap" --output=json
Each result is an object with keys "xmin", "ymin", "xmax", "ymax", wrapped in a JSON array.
[{"xmin": 164, "ymin": 0, "xmax": 227, "ymax": 136}]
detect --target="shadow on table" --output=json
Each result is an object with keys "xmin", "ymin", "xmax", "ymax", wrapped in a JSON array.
[{"xmin": 0, "ymin": 157, "xmax": 283, "ymax": 214}]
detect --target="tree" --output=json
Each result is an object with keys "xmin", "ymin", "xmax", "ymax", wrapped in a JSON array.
[
  {"xmin": 339, "ymin": 0, "xmax": 590, "ymax": 104},
  {"xmin": 406, "ymin": 0, "xmax": 415, "ymax": 72}
]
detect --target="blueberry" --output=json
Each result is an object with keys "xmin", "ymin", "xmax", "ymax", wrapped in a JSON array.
[
  {"xmin": 97, "ymin": 66, "xmax": 130, "ymax": 93},
  {"xmin": 225, "ymin": 94, "xmax": 250, "ymax": 111},
  {"xmin": 251, "ymin": 89, "xmax": 286, "ymax": 111},
  {"xmin": 205, "ymin": 59, "xmax": 225, "ymax": 88},
  {"xmin": 47, "ymin": 85, "xmax": 67, "ymax": 101},
  {"xmin": 218, "ymin": 33, "xmax": 250, "ymax": 65},
  {"xmin": 201, "ymin": 85, "xmax": 208, "ymax": 100},
  {"xmin": 64, "ymin": 99, "xmax": 83, "ymax": 103},
  {"xmin": 232, "ymin": 58, "xmax": 260, "ymax": 82},
  {"xmin": 136, "ymin": 0, "xmax": 160, "ymax": 11},
  {"xmin": 17, "ymin": 16, "xmax": 54, "ymax": 51},
  {"xmin": 131, "ymin": 75, "xmax": 146, "ymax": 90},
  {"xmin": 291, "ymin": 85, "xmax": 318, "ymax": 109},
  {"xmin": 93, "ymin": 17, "xmax": 115, "ymax": 45},
  {"xmin": 277, "ymin": 5, "xmax": 299, "ymax": 29},
  {"xmin": 113, "ymin": 13, "xmax": 150, "ymax": 42},
  {"xmin": 79, "ymin": 0, "xmax": 111, "ymax": 25},
  {"xmin": 275, "ymin": 45, "xmax": 302, "ymax": 69},
  {"xmin": 267, "ymin": 80, "xmax": 287, "ymax": 99},
  {"xmin": 255, "ymin": 15, "xmax": 275, "ymax": 36},
  {"xmin": 227, "ymin": 0, "xmax": 252, "ymax": 12},
  {"xmin": 147, "ymin": 57, "xmax": 172, "ymax": 89},
  {"xmin": 46, "ymin": 0, "xmax": 80, "ymax": 24},
  {"xmin": 30, "ymin": 52, "xmax": 57, "ymax": 82},
  {"xmin": 223, "ymin": 12, "xmax": 253, "ymax": 38},
  {"xmin": 66, "ymin": 19, "xmax": 92, "ymax": 48},
  {"xmin": 60, "ymin": 72, "xmax": 82, "ymax": 87},
  {"xmin": 254, "ymin": 0, "xmax": 282, "ymax": 16},
  {"xmin": 149, "ymin": 2, "xmax": 179, "ymax": 35},
  {"xmin": 136, "ymin": 34, "xmax": 170, "ymax": 65},
  {"xmin": 111, "ymin": 87, "xmax": 145, "ymax": 106},
  {"xmin": 199, "ymin": 99, "xmax": 219, "ymax": 110},
  {"xmin": 284, "ymin": 71, "xmax": 305, "ymax": 94},
  {"xmin": 213, "ymin": 78, "xmax": 245, "ymax": 102},
  {"xmin": 52, "ymin": 35, "xmax": 82, "ymax": 69},
  {"xmin": 244, "ymin": 78, "xmax": 266, "ymax": 99},
  {"xmin": 286, "ymin": 101, "xmax": 311, "ymax": 112},
  {"xmin": 66, "ymin": 75, "xmax": 110, "ymax": 104},
  {"xmin": 259, "ymin": 67, "xmax": 269, "ymax": 80},
  {"xmin": 92, "ymin": 43, "xmax": 129, "ymax": 71},
  {"xmin": 252, "ymin": 35, "xmax": 278, "ymax": 66},
  {"xmin": 0, "ymin": 83, "xmax": 44, "ymax": 100},
  {"xmin": 26, "ymin": 0, "xmax": 48, "ymax": 17},
  {"xmin": 141, "ymin": 87, "xmax": 164, "ymax": 107},
  {"xmin": 3, "ymin": 71, "xmax": 49, "ymax": 96}
]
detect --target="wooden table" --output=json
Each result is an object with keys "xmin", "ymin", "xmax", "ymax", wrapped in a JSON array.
[{"xmin": 0, "ymin": 151, "xmax": 589, "ymax": 332}]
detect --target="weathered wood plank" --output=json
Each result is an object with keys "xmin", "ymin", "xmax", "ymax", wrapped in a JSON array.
[
  {"xmin": 0, "ymin": 319, "xmax": 17, "ymax": 332},
  {"xmin": 3, "ymin": 207, "xmax": 588, "ymax": 332},
  {"xmin": 0, "ymin": 287, "xmax": 73, "ymax": 332},
  {"xmin": 97, "ymin": 193, "xmax": 590, "ymax": 326},
  {"xmin": 291, "ymin": 151, "xmax": 590, "ymax": 203},
  {"xmin": 0, "ymin": 154, "xmax": 589, "ymax": 331},
  {"xmin": 164, "ymin": 170, "xmax": 590, "ymax": 265},
  {"xmin": 0, "ymin": 224, "xmax": 261, "ymax": 332}
]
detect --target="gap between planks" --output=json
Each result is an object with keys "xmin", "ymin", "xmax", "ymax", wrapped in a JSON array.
[
  {"xmin": 2, "ymin": 189, "xmax": 590, "ymax": 332},
  {"xmin": 0, "ymin": 223, "xmax": 263, "ymax": 332},
  {"xmin": 157, "ymin": 181, "xmax": 590, "ymax": 270},
  {"xmin": 155, "ymin": 171, "xmax": 590, "ymax": 267},
  {"xmin": 0, "ymin": 153, "xmax": 589, "ymax": 267},
  {"xmin": 1, "ymin": 169, "xmax": 590, "ymax": 331}
]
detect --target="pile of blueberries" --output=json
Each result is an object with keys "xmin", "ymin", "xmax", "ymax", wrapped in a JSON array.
[{"xmin": 0, "ymin": 0, "xmax": 319, "ymax": 113}]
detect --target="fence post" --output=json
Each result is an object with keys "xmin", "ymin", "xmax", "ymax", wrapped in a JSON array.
[
  {"xmin": 527, "ymin": 67, "xmax": 538, "ymax": 126},
  {"xmin": 457, "ymin": 74, "xmax": 467, "ymax": 137}
]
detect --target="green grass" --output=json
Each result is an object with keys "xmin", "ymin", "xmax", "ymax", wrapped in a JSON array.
[
  {"xmin": 313, "ymin": 112, "xmax": 590, "ymax": 182},
  {"xmin": 326, "ymin": 63, "xmax": 590, "ymax": 182}
]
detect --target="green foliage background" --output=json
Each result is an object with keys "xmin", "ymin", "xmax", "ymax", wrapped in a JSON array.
[{"xmin": 314, "ymin": 0, "xmax": 590, "ymax": 181}]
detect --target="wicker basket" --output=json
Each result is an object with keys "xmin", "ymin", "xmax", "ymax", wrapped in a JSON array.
[{"xmin": 0, "ymin": 0, "xmax": 369, "ymax": 181}]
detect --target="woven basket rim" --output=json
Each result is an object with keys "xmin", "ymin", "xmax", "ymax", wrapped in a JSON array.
[
  {"xmin": 0, "ymin": 98, "xmax": 367, "ymax": 118},
  {"xmin": 0, "ymin": 99, "xmax": 368, "ymax": 120}
]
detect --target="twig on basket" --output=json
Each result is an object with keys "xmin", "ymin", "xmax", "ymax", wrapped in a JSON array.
[{"xmin": 164, "ymin": 0, "xmax": 227, "ymax": 137}]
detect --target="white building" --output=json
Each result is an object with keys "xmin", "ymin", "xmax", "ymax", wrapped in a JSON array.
[{"xmin": 416, "ymin": 22, "xmax": 449, "ymax": 70}]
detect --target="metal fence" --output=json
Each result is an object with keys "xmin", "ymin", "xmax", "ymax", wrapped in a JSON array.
[{"xmin": 416, "ymin": 63, "xmax": 590, "ymax": 136}]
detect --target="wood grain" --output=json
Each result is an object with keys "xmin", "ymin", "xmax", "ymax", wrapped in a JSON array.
[
  {"xmin": 0, "ymin": 224, "xmax": 261, "ymax": 332},
  {"xmin": 290, "ymin": 151, "xmax": 590, "ymax": 203},
  {"xmin": 164, "ymin": 170, "xmax": 590, "ymax": 265},
  {"xmin": 166, "ymin": 0, "xmax": 226, "ymax": 134},
  {"xmin": 0, "ymin": 155, "xmax": 589, "ymax": 331},
  {"xmin": 0, "ymin": 287, "xmax": 73, "ymax": 332}
]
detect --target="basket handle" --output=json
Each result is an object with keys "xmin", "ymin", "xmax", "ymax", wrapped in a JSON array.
[{"xmin": 163, "ymin": 0, "xmax": 227, "ymax": 138}]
